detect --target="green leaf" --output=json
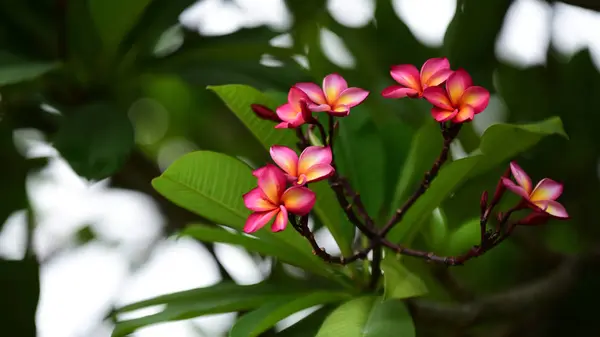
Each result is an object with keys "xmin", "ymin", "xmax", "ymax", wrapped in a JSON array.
[
  {"xmin": 0, "ymin": 51, "xmax": 58, "ymax": 85},
  {"xmin": 54, "ymin": 102, "xmax": 134, "ymax": 180},
  {"xmin": 180, "ymin": 225, "xmax": 327, "ymax": 275},
  {"xmin": 381, "ymin": 255, "xmax": 428, "ymax": 300},
  {"xmin": 441, "ymin": 218, "xmax": 480, "ymax": 256},
  {"xmin": 421, "ymin": 208, "xmax": 449, "ymax": 249},
  {"xmin": 316, "ymin": 297, "xmax": 415, "ymax": 337},
  {"xmin": 113, "ymin": 281, "xmax": 336, "ymax": 337},
  {"xmin": 207, "ymin": 84, "xmax": 353, "ymax": 256},
  {"xmin": 89, "ymin": 0, "xmax": 152, "ymax": 55},
  {"xmin": 229, "ymin": 291, "xmax": 349, "ymax": 337},
  {"xmin": 276, "ymin": 306, "xmax": 334, "ymax": 337}
]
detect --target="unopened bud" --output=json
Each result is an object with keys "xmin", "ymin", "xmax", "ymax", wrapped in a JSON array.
[
  {"xmin": 300, "ymin": 99, "xmax": 316, "ymax": 124},
  {"xmin": 480, "ymin": 190, "xmax": 488, "ymax": 214},
  {"xmin": 491, "ymin": 166, "xmax": 511, "ymax": 206},
  {"xmin": 251, "ymin": 104, "xmax": 280, "ymax": 122},
  {"xmin": 517, "ymin": 211, "xmax": 550, "ymax": 226}
]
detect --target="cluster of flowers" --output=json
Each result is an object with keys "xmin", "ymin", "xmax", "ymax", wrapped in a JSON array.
[{"xmin": 243, "ymin": 57, "xmax": 568, "ymax": 234}]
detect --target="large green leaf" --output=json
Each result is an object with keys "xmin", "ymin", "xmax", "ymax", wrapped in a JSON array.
[
  {"xmin": 53, "ymin": 102, "xmax": 134, "ymax": 180},
  {"xmin": 113, "ymin": 281, "xmax": 336, "ymax": 337},
  {"xmin": 381, "ymin": 255, "xmax": 428, "ymax": 300},
  {"xmin": 0, "ymin": 257, "xmax": 39, "ymax": 337},
  {"xmin": 0, "ymin": 51, "xmax": 58, "ymax": 86},
  {"xmin": 229, "ymin": 291, "xmax": 349, "ymax": 337},
  {"xmin": 386, "ymin": 117, "xmax": 567, "ymax": 244},
  {"xmin": 315, "ymin": 297, "xmax": 415, "ymax": 337},
  {"xmin": 207, "ymin": 84, "xmax": 353, "ymax": 256},
  {"xmin": 276, "ymin": 306, "xmax": 335, "ymax": 337}
]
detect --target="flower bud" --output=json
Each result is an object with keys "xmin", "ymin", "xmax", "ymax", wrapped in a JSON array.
[
  {"xmin": 480, "ymin": 190, "xmax": 488, "ymax": 214},
  {"xmin": 300, "ymin": 99, "xmax": 316, "ymax": 124},
  {"xmin": 491, "ymin": 166, "xmax": 511, "ymax": 206},
  {"xmin": 251, "ymin": 104, "xmax": 280, "ymax": 122}
]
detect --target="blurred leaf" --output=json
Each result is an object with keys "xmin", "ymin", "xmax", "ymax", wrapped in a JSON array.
[
  {"xmin": 208, "ymin": 84, "xmax": 354, "ymax": 255},
  {"xmin": 420, "ymin": 208, "xmax": 449, "ymax": 249},
  {"xmin": 381, "ymin": 255, "xmax": 428, "ymax": 300},
  {"xmin": 440, "ymin": 218, "xmax": 480, "ymax": 256},
  {"xmin": 229, "ymin": 291, "xmax": 349, "ymax": 337},
  {"xmin": 335, "ymin": 109, "xmax": 385, "ymax": 219},
  {"xmin": 0, "ymin": 257, "xmax": 39, "ymax": 337},
  {"xmin": 276, "ymin": 306, "xmax": 334, "ymax": 337},
  {"xmin": 66, "ymin": 0, "xmax": 105, "ymax": 79},
  {"xmin": 0, "ymin": 51, "xmax": 59, "ymax": 86},
  {"xmin": 316, "ymin": 297, "xmax": 415, "ymax": 337},
  {"xmin": 89, "ymin": 0, "xmax": 152, "ymax": 56},
  {"xmin": 54, "ymin": 102, "xmax": 134, "ymax": 180},
  {"xmin": 180, "ymin": 224, "xmax": 330, "ymax": 276},
  {"xmin": 113, "ymin": 281, "xmax": 339, "ymax": 337}
]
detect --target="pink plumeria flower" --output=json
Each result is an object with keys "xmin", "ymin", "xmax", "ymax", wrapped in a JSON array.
[
  {"xmin": 381, "ymin": 57, "xmax": 453, "ymax": 99},
  {"xmin": 422, "ymin": 69, "xmax": 490, "ymax": 123},
  {"xmin": 243, "ymin": 165, "xmax": 316, "ymax": 233},
  {"xmin": 501, "ymin": 161, "xmax": 569, "ymax": 219},
  {"xmin": 294, "ymin": 73, "xmax": 369, "ymax": 117},
  {"xmin": 275, "ymin": 87, "xmax": 312, "ymax": 129},
  {"xmin": 263, "ymin": 145, "xmax": 334, "ymax": 185}
]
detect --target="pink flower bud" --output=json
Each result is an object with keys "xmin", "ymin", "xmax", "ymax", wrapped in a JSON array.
[
  {"xmin": 251, "ymin": 104, "xmax": 281, "ymax": 122},
  {"xmin": 480, "ymin": 190, "xmax": 488, "ymax": 214}
]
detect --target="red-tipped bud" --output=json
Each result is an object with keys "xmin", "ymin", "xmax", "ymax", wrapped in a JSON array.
[
  {"xmin": 517, "ymin": 211, "xmax": 551, "ymax": 226},
  {"xmin": 480, "ymin": 190, "xmax": 488, "ymax": 214},
  {"xmin": 251, "ymin": 104, "xmax": 280, "ymax": 122},
  {"xmin": 491, "ymin": 166, "xmax": 511, "ymax": 206},
  {"xmin": 299, "ymin": 99, "xmax": 316, "ymax": 124}
]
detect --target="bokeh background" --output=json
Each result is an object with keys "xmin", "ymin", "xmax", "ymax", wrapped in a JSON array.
[{"xmin": 1, "ymin": 0, "xmax": 600, "ymax": 336}]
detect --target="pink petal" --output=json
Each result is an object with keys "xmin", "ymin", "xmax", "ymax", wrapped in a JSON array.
[
  {"xmin": 308, "ymin": 103, "xmax": 331, "ymax": 112},
  {"xmin": 294, "ymin": 83, "xmax": 327, "ymax": 105},
  {"xmin": 288, "ymin": 87, "xmax": 309, "ymax": 111},
  {"xmin": 431, "ymin": 107, "xmax": 457, "ymax": 122},
  {"xmin": 381, "ymin": 85, "xmax": 419, "ymax": 98},
  {"xmin": 276, "ymin": 103, "xmax": 299, "ymax": 122},
  {"xmin": 501, "ymin": 177, "xmax": 531, "ymax": 200},
  {"xmin": 243, "ymin": 187, "xmax": 277, "ymax": 212},
  {"xmin": 452, "ymin": 105, "xmax": 476, "ymax": 123},
  {"xmin": 422, "ymin": 87, "xmax": 454, "ymax": 110},
  {"xmin": 446, "ymin": 69, "xmax": 473, "ymax": 105},
  {"xmin": 257, "ymin": 165, "xmax": 287, "ymax": 204},
  {"xmin": 244, "ymin": 209, "xmax": 279, "ymax": 233},
  {"xmin": 420, "ymin": 57, "xmax": 450, "ymax": 86},
  {"xmin": 390, "ymin": 64, "xmax": 421, "ymax": 91},
  {"xmin": 270, "ymin": 145, "xmax": 299, "ymax": 177},
  {"xmin": 302, "ymin": 163, "xmax": 334, "ymax": 184},
  {"xmin": 275, "ymin": 121, "xmax": 292, "ymax": 129},
  {"xmin": 281, "ymin": 186, "xmax": 316, "ymax": 215},
  {"xmin": 424, "ymin": 69, "xmax": 453, "ymax": 88},
  {"xmin": 330, "ymin": 104, "xmax": 350, "ymax": 117},
  {"xmin": 298, "ymin": 146, "xmax": 332, "ymax": 174},
  {"xmin": 271, "ymin": 206, "xmax": 288, "ymax": 232},
  {"xmin": 252, "ymin": 166, "xmax": 268, "ymax": 178},
  {"xmin": 509, "ymin": 161, "xmax": 532, "ymax": 194},
  {"xmin": 460, "ymin": 86, "xmax": 490, "ymax": 113},
  {"xmin": 541, "ymin": 200, "xmax": 569, "ymax": 219},
  {"xmin": 323, "ymin": 73, "xmax": 348, "ymax": 103},
  {"xmin": 336, "ymin": 87, "xmax": 369, "ymax": 108},
  {"xmin": 530, "ymin": 178, "xmax": 563, "ymax": 202}
]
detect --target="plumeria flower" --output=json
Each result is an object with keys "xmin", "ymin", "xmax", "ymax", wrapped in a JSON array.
[
  {"xmin": 421, "ymin": 69, "xmax": 490, "ymax": 123},
  {"xmin": 294, "ymin": 73, "xmax": 369, "ymax": 117},
  {"xmin": 275, "ymin": 87, "xmax": 313, "ymax": 128},
  {"xmin": 381, "ymin": 57, "xmax": 453, "ymax": 99},
  {"xmin": 256, "ymin": 145, "xmax": 334, "ymax": 185},
  {"xmin": 501, "ymin": 161, "xmax": 569, "ymax": 219},
  {"xmin": 243, "ymin": 165, "xmax": 316, "ymax": 233}
]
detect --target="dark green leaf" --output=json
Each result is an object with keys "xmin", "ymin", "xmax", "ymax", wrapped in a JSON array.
[
  {"xmin": 0, "ymin": 257, "xmax": 39, "ymax": 337},
  {"xmin": 315, "ymin": 296, "xmax": 415, "ymax": 337},
  {"xmin": 54, "ymin": 102, "xmax": 134, "ymax": 180},
  {"xmin": 440, "ymin": 218, "xmax": 480, "ymax": 256},
  {"xmin": 0, "ymin": 52, "xmax": 58, "ymax": 85},
  {"xmin": 381, "ymin": 255, "xmax": 428, "ymax": 300},
  {"xmin": 276, "ymin": 306, "xmax": 334, "ymax": 337},
  {"xmin": 229, "ymin": 291, "xmax": 350, "ymax": 337},
  {"xmin": 208, "ymin": 84, "xmax": 353, "ymax": 256}
]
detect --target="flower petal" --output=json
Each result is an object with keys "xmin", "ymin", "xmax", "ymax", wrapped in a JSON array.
[
  {"xmin": 275, "ymin": 121, "xmax": 293, "ymax": 129},
  {"xmin": 303, "ymin": 163, "xmax": 334, "ymax": 183},
  {"xmin": 423, "ymin": 87, "xmax": 454, "ymax": 110},
  {"xmin": 381, "ymin": 85, "xmax": 419, "ymax": 98},
  {"xmin": 390, "ymin": 64, "xmax": 421, "ymax": 91},
  {"xmin": 431, "ymin": 107, "xmax": 457, "ymax": 122},
  {"xmin": 420, "ymin": 57, "xmax": 450, "ymax": 86},
  {"xmin": 501, "ymin": 177, "xmax": 531, "ymax": 199},
  {"xmin": 281, "ymin": 186, "xmax": 316, "ymax": 215},
  {"xmin": 252, "ymin": 166, "xmax": 267, "ymax": 178},
  {"xmin": 308, "ymin": 103, "xmax": 331, "ymax": 112},
  {"xmin": 270, "ymin": 145, "xmax": 299, "ymax": 177},
  {"xmin": 530, "ymin": 178, "xmax": 563, "ymax": 202},
  {"xmin": 452, "ymin": 105, "xmax": 475, "ymax": 123},
  {"xmin": 257, "ymin": 165, "xmax": 287, "ymax": 204},
  {"xmin": 298, "ymin": 146, "xmax": 332, "ymax": 174},
  {"xmin": 244, "ymin": 209, "xmax": 279, "ymax": 233},
  {"xmin": 424, "ymin": 69, "xmax": 453, "ymax": 88},
  {"xmin": 330, "ymin": 104, "xmax": 350, "ymax": 117},
  {"xmin": 446, "ymin": 69, "xmax": 473, "ymax": 105},
  {"xmin": 460, "ymin": 86, "xmax": 490, "ymax": 113},
  {"xmin": 294, "ymin": 82, "xmax": 327, "ymax": 105},
  {"xmin": 271, "ymin": 206, "xmax": 288, "ymax": 232},
  {"xmin": 323, "ymin": 73, "xmax": 348, "ymax": 103},
  {"xmin": 276, "ymin": 103, "xmax": 299, "ymax": 122},
  {"xmin": 336, "ymin": 87, "xmax": 369, "ymax": 108},
  {"xmin": 243, "ymin": 187, "xmax": 277, "ymax": 212},
  {"xmin": 509, "ymin": 161, "xmax": 532, "ymax": 193},
  {"xmin": 541, "ymin": 200, "xmax": 569, "ymax": 218},
  {"xmin": 288, "ymin": 87, "xmax": 309, "ymax": 111}
]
